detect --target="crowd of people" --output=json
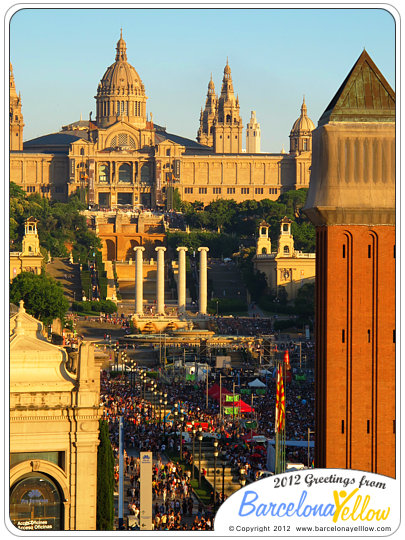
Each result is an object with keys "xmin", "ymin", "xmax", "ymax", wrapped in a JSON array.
[
  {"xmin": 100, "ymin": 374, "xmax": 213, "ymax": 530},
  {"xmin": 100, "ymin": 347, "xmax": 315, "ymax": 503},
  {"xmin": 213, "ymin": 316, "xmax": 274, "ymax": 336}
]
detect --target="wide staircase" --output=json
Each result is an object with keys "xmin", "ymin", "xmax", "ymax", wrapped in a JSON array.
[
  {"xmin": 208, "ymin": 259, "xmax": 247, "ymax": 300},
  {"xmin": 185, "ymin": 438, "xmax": 243, "ymax": 498},
  {"xmin": 45, "ymin": 257, "xmax": 82, "ymax": 303}
]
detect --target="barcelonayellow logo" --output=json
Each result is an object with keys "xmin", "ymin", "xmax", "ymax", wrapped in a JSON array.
[
  {"xmin": 214, "ymin": 469, "xmax": 399, "ymax": 536},
  {"xmin": 141, "ymin": 454, "xmax": 151, "ymax": 462}
]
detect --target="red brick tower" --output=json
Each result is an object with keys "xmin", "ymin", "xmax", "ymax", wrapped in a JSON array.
[{"xmin": 304, "ymin": 50, "xmax": 396, "ymax": 477}]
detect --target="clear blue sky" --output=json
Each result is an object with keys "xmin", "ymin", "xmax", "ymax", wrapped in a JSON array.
[{"xmin": 8, "ymin": 6, "xmax": 396, "ymax": 152}]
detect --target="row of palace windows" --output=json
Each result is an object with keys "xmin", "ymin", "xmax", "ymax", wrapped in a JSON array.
[
  {"xmin": 96, "ymin": 163, "xmax": 152, "ymax": 184},
  {"xmin": 99, "ymin": 100, "xmax": 144, "ymax": 117},
  {"xmin": 184, "ymin": 186, "xmax": 279, "ymax": 195}
]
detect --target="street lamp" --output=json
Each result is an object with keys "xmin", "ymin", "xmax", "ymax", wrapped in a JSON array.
[
  {"xmin": 198, "ymin": 433, "xmax": 203, "ymax": 487},
  {"xmin": 213, "ymin": 440, "xmax": 219, "ymax": 506},
  {"xmin": 179, "ymin": 415, "xmax": 185, "ymax": 460},
  {"xmin": 174, "ymin": 410, "xmax": 178, "ymax": 452},
  {"xmin": 163, "ymin": 399, "xmax": 168, "ymax": 439},
  {"xmin": 221, "ymin": 451, "xmax": 227, "ymax": 504},
  {"xmin": 191, "ymin": 428, "xmax": 197, "ymax": 480}
]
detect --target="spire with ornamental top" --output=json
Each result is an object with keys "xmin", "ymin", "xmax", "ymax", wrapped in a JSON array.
[{"xmin": 115, "ymin": 28, "xmax": 127, "ymax": 61}]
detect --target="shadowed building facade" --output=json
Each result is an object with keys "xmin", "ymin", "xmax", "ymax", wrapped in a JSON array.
[
  {"xmin": 303, "ymin": 50, "xmax": 395, "ymax": 477},
  {"xmin": 10, "ymin": 33, "xmax": 314, "ymax": 208}
]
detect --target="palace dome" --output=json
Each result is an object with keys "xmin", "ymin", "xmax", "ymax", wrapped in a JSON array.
[
  {"xmin": 290, "ymin": 97, "xmax": 315, "ymax": 135},
  {"xmin": 97, "ymin": 32, "xmax": 145, "ymax": 96},
  {"xmin": 95, "ymin": 31, "xmax": 147, "ymax": 129}
]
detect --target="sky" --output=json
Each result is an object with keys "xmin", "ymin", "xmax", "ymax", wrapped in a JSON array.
[{"xmin": 7, "ymin": 5, "xmax": 396, "ymax": 152}]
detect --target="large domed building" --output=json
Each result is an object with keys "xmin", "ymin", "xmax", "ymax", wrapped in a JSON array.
[
  {"xmin": 96, "ymin": 30, "xmax": 148, "ymax": 131},
  {"xmin": 10, "ymin": 32, "xmax": 314, "ymax": 212}
]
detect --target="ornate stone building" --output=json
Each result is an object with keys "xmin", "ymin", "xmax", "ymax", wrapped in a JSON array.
[
  {"xmin": 303, "ymin": 50, "xmax": 395, "ymax": 477},
  {"xmin": 10, "ymin": 33, "xmax": 314, "ymax": 208},
  {"xmin": 9, "ymin": 302, "xmax": 102, "ymax": 530},
  {"xmin": 253, "ymin": 218, "xmax": 315, "ymax": 300}
]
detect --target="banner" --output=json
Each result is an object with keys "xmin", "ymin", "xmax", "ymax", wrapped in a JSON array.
[
  {"xmin": 224, "ymin": 406, "xmax": 240, "ymax": 415},
  {"xmin": 226, "ymin": 394, "xmax": 240, "ymax": 402},
  {"xmin": 140, "ymin": 452, "xmax": 153, "ymax": 530}
]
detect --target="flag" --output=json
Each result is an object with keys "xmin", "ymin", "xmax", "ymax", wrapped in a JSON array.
[
  {"xmin": 283, "ymin": 350, "xmax": 291, "ymax": 370},
  {"xmin": 275, "ymin": 363, "xmax": 285, "ymax": 432}
]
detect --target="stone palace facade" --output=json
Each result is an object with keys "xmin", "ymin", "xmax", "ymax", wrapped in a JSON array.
[{"xmin": 10, "ymin": 32, "xmax": 314, "ymax": 209}]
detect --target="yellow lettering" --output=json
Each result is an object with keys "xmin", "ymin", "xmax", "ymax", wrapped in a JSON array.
[
  {"xmin": 359, "ymin": 495, "xmax": 371, "ymax": 521},
  {"xmin": 350, "ymin": 495, "xmax": 362, "ymax": 521},
  {"xmin": 341, "ymin": 507, "xmax": 350, "ymax": 520},
  {"xmin": 332, "ymin": 489, "xmax": 359, "ymax": 523}
]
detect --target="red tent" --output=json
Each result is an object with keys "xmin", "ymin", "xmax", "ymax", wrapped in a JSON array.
[{"xmin": 208, "ymin": 384, "xmax": 232, "ymax": 398}]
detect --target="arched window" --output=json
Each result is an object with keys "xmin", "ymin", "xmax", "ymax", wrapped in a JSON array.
[
  {"xmin": 10, "ymin": 473, "xmax": 63, "ymax": 531},
  {"xmin": 284, "ymin": 246, "xmax": 290, "ymax": 254},
  {"xmin": 98, "ymin": 164, "xmax": 109, "ymax": 184},
  {"xmin": 283, "ymin": 224, "xmax": 289, "ymax": 232},
  {"xmin": 261, "ymin": 247, "xmax": 267, "ymax": 254},
  {"xmin": 226, "ymin": 114, "xmax": 232, "ymax": 124},
  {"xmin": 261, "ymin": 227, "xmax": 266, "ymax": 236},
  {"xmin": 118, "ymin": 163, "xmax": 131, "ymax": 183},
  {"xmin": 141, "ymin": 163, "xmax": 151, "ymax": 184}
]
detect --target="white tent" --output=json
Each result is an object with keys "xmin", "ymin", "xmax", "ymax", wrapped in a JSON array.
[
  {"xmin": 248, "ymin": 378, "xmax": 266, "ymax": 388},
  {"xmin": 259, "ymin": 369, "xmax": 272, "ymax": 375}
]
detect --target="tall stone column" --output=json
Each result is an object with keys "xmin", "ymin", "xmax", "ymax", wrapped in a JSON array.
[
  {"xmin": 134, "ymin": 246, "xmax": 145, "ymax": 315},
  {"xmin": 198, "ymin": 247, "xmax": 209, "ymax": 315},
  {"xmin": 155, "ymin": 246, "xmax": 166, "ymax": 315},
  {"xmin": 177, "ymin": 247, "xmax": 188, "ymax": 312}
]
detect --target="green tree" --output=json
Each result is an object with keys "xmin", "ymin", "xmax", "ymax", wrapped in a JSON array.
[
  {"xmin": 10, "ymin": 272, "xmax": 69, "ymax": 325},
  {"xmin": 96, "ymin": 419, "xmax": 115, "ymax": 530}
]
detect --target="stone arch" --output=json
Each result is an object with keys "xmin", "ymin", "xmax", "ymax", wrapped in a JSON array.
[
  {"xmin": 124, "ymin": 239, "xmax": 141, "ymax": 261},
  {"xmin": 10, "ymin": 460, "xmax": 70, "ymax": 530},
  {"xmin": 105, "ymin": 239, "xmax": 116, "ymax": 261}
]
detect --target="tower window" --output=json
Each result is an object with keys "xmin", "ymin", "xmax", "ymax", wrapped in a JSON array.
[
  {"xmin": 343, "ymin": 244, "xmax": 346, "ymax": 258},
  {"xmin": 368, "ymin": 245, "xmax": 371, "ymax": 258},
  {"xmin": 283, "ymin": 246, "xmax": 289, "ymax": 254},
  {"xmin": 367, "ymin": 329, "xmax": 371, "ymax": 343},
  {"xmin": 342, "ymin": 329, "xmax": 345, "ymax": 343},
  {"xmin": 367, "ymin": 420, "xmax": 370, "ymax": 434}
]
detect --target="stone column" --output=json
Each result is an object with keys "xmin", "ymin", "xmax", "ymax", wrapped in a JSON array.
[
  {"xmin": 198, "ymin": 247, "xmax": 209, "ymax": 315},
  {"xmin": 177, "ymin": 247, "xmax": 188, "ymax": 312},
  {"xmin": 134, "ymin": 246, "xmax": 145, "ymax": 315},
  {"xmin": 155, "ymin": 246, "xmax": 166, "ymax": 315}
]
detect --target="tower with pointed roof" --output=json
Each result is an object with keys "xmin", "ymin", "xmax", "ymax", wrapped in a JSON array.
[
  {"xmin": 197, "ymin": 75, "xmax": 218, "ymax": 147},
  {"xmin": 9, "ymin": 63, "xmax": 24, "ymax": 151},
  {"xmin": 213, "ymin": 60, "xmax": 243, "ymax": 153},
  {"xmin": 246, "ymin": 110, "xmax": 261, "ymax": 153},
  {"xmin": 289, "ymin": 97, "xmax": 314, "ymax": 154},
  {"xmin": 95, "ymin": 30, "xmax": 147, "ymax": 129},
  {"xmin": 303, "ymin": 50, "xmax": 395, "ymax": 477}
]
